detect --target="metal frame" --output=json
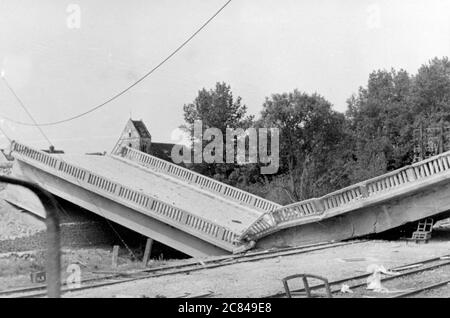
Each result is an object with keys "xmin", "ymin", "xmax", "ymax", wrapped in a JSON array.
[
  {"xmin": 0, "ymin": 175, "xmax": 60, "ymax": 298},
  {"xmin": 282, "ymin": 274, "xmax": 332, "ymax": 298}
]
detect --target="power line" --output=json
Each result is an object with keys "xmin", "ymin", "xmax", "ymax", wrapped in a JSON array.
[
  {"xmin": 0, "ymin": 124, "xmax": 12, "ymax": 143},
  {"xmin": 1, "ymin": 76, "xmax": 53, "ymax": 146},
  {"xmin": 0, "ymin": 0, "xmax": 232, "ymax": 127}
]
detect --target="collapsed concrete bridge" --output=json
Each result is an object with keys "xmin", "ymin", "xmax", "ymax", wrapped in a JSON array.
[{"xmin": 3, "ymin": 141, "xmax": 450, "ymax": 257}]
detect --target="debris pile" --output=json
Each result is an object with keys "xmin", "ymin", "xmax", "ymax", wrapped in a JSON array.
[
  {"xmin": 0, "ymin": 201, "xmax": 46, "ymax": 241},
  {"xmin": 0, "ymin": 165, "xmax": 11, "ymax": 191},
  {"xmin": 0, "ymin": 165, "xmax": 11, "ymax": 175},
  {"xmin": 366, "ymin": 264, "xmax": 397, "ymax": 293},
  {"xmin": 0, "ymin": 151, "xmax": 12, "ymax": 191}
]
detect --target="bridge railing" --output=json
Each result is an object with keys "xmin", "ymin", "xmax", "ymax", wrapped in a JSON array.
[
  {"xmin": 115, "ymin": 147, "xmax": 281, "ymax": 213},
  {"xmin": 11, "ymin": 142, "xmax": 241, "ymax": 251},
  {"xmin": 243, "ymin": 150, "xmax": 450, "ymax": 240}
]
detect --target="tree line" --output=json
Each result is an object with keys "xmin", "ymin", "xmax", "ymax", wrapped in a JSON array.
[{"xmin": 181, "ymin": 57, "xmax": 450, "ymax": 205}]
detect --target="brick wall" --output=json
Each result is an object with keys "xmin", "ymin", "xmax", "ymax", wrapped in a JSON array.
[{"xmin": 0, "ymin": 221, "xmax": 118, "ymax": 253}]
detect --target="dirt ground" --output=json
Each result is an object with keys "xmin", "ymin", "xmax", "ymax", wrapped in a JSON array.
[
  {"xmin": 0, "ymin": 246, "xmax": 179, "ymax": 291},
  {"xmin": 0, "ymin": 166, "xmax": 43, "ymax": 241},
  {"xmin": 0, "ymin": 195, "xmax": 178, "ymax": 292},
  {"xmin": 0, "ymin": 219, "xmax": 448, "ymax": 297},
  {"xmin": 0, "ymin": 200, "xmax": 46, "ymax": 241},
  {"xmin": 333, "ymin": 263, "xmax": 450, "ymax": 298},
  {"xmin": 61, "ymin": 230, "xmax": 450, "ymax": 298}
]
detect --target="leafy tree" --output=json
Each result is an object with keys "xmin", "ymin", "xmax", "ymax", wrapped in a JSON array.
[
  {"xmin": 346, "ymin": 69, "xmax": 414, "ymax": 174},
  {"xmin": 411, "ymin": 57, "xmax": 450, "ymax": 123},
  {"xmin": 181, "ymin": 82, "xmax": 254, "ymax": 181},
  {"xmin": 183, "ymin": 82, "xmax": 253, "ymax": 133},
  {"xmin": 177, "ymin": 57, "xmax": 450, "ymax": 205},
  {"xmin": 407, "ymin": 58, "xmax": 450, "ymax": 158},
  {"xmin": 347, "ymin": 59, "xmax": 450, "ymax": 176},
  {"xmin": 259, "ymin": 90, "xmax": 350, "ymax": 201}
]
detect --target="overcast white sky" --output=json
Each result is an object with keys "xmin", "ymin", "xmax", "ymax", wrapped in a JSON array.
[{"xmin": 0, "ymin": 0, "xmax": 449, "ymax": 153}]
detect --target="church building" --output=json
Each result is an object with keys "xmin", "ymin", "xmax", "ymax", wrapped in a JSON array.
[
  {"xmin": 112, "ymin": 119, "xmax": 152, "ymax": 155},
  {"xmin": 112, "ymin": 118, "xmax": 175, "ymax": 163}
]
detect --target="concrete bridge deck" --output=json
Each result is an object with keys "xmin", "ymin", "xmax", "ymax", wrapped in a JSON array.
[
  {"xmin": 6, "ymin": 142, "xmax": 275, "ymax": 257},
  {"xmin": 56, "ymin": 154, "xmax": 262, "ymax": 234},
  {"xmin": 5, "ymin": 141, "xmax": 450, "ymax": 257},
  {"xmin": 114, "ymin": 147, "xmax": 281, "ymax": 213},
  {"xmin": 243, "ymin": 149, "xmax": 450, "ymax": 247}
]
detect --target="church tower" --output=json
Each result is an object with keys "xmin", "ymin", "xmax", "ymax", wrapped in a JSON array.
[{"xmin": 112, "ymin": 119, "xmax": 152, "ymax": 155}]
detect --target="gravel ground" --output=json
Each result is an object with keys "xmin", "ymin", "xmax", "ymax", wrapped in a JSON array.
[
  {"xmin": 61, "ymin": 234, "xmax": 450, "ymax": 298},
  {"xmin": 388, "ymin": 266, "xmax": 450, "ymax": 298},
  {"xmin": 334, "ymin": 262, "xmax": 450, "ymax": 298},
  {"xmin": 0, "ymin": 247, "xmax": 159, "ymax": 291},
  {"xmin": 0, "ymin": 198, "xmax": 46, "ymax": 241},
  {"xmin": 411, "ymin": 283, "xmax": 450, "ymax": 298},
  {"xmin": 0, "ymin": 164, "xmax": 45, "ymax": 241}
]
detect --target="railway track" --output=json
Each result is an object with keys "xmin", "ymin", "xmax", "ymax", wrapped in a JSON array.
[
  {"xmin": 389, "ymin": 279, "xmax": 450, "ymax": 298},
  {"xmin": 266, "ymin": 254, "xmax": 450, "ymax": 298},
  {"xmin": 0, "ymin": 239, "xmax": 364, "ymax": 298}
]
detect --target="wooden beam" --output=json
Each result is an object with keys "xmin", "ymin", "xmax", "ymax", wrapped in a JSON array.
[
  {"xmin": 112, "ymin": 245, "xmax": 119, "ymax": 268},
  {"xmin": 142, "ymin": 238, "xmax": 154, "ymax": 266}
]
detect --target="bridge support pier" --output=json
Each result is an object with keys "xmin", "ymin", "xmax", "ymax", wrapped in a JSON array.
[{"xmin": 142, "ymin": 238, "xmax": 154, "ymax": 266}]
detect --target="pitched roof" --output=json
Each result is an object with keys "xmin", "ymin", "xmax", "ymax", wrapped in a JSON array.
[{"xmin": 131, "ymin": 120, "xmax": 151, "ymax": 139}]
